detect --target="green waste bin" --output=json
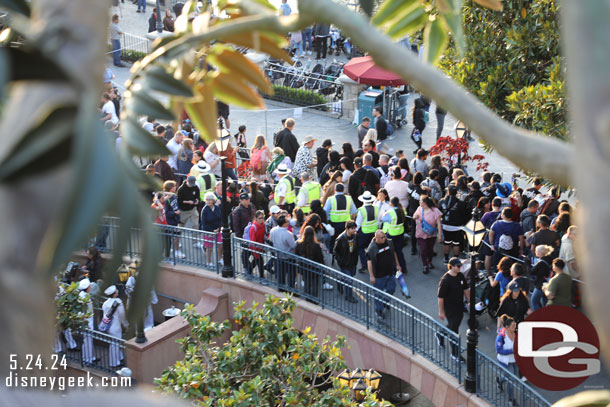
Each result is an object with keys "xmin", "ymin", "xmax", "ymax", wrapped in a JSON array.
[{"xmin": 358, "ymin": 89, "xmax": 383, "ymax": 123}]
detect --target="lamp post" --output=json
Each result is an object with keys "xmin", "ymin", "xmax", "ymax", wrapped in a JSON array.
[
  {"xmin": 219, "ymin": 156, "xmax": 234, "ymax": 278},
  {"xmin": 462, "ymin": 209, "xmax": 486, "ymax": 393},
  {"xmin": 135, "ymin": 316, "xmax": 147, "ymax": 343},
  {"xmin": 155, "ymin": 0, "xmax": 163, "ymax": 33}
]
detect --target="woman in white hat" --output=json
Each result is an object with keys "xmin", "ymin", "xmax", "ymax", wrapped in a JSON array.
[
  {"xmin": 200, "ymin": 191, "xmax": 222, "ymax": 268},
  {"xmin": 101, "ymin": 285, "xmax": 128, "ymax": 367}
]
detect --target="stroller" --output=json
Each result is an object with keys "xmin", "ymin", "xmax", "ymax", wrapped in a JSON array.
[{"xmin": 460, "ymin": 259, "xmax": 500, "ymax": 318}]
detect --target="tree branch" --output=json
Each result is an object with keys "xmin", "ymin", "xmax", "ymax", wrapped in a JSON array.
[{"xmin": 300, "ymin": 0, "xmax": 573, "ymax": 187}]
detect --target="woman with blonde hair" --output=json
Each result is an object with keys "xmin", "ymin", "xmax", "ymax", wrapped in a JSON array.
[
  {"xmin": 250, "ymin": 134, "xmax": 272, "ymax": 181},
  {"xmin": 362, "ymin": 128, "xmax": 378, "ymax": 149},
  {"xmin": 321, "ymin": 170, "xmax": 343, "ymax": 204},
  {"xmin": 267, "ymin": 146, "xmax": 293, "ymax": 181}
]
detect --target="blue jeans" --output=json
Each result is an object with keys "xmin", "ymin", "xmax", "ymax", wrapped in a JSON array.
[
  {"xmin": 373, "ymin": 274, "xmax": 396, "ymax": 314},
  {"xmin": 303, "ymin": 28, "xmax": 313, "ymax": 51},
  {"xmin": 498, "ymin": 362, "xmax": 519, "ymax": 401},
  {"xmin": 358, "ymin": 231, "xmax": 374, "ymax": 269},
  {"xmin": 340, "ymin": 267, "xmax": 356, "ymax": 299},
  {"xmin": 137, "ymin": 0, "xmax": 146, "ymax": 11},
  {"xmin": 531, "ymin": 288, "xmax": 547, "ymax": 311},
  {"xmin": 111, "ymin": 39, "xmax": 121, "ymax": 66}
]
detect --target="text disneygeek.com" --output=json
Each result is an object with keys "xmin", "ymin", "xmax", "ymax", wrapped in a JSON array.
[{"xmin": 5, "ymin": 371, "xmax": 131, "ymax": 391}]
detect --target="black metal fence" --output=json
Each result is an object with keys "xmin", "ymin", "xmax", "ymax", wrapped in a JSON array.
[
  {"xmin": 85, "ymin": 217, "xmax": 552, "ymax": 406},
  {"xmin": 60, "ymin": 328, "xmax": 126, "ymax": 375}
]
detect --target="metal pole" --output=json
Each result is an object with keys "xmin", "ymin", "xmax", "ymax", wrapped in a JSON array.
[
  {"xmin": 220, "ymin": 157, "xmax": 234, "ymax": 278},
  {"xmin": 135, "ymin": 316, "xmax": 147, "ymax": 344},
  {"xmin": 464, "ymin": 209, "xmax": 480, "ymax": 393},
  {"xmin": 155, "ymin": 0, "xmax": 163, "ymax": 34},
  {"xmin": 264, "ymin": 108, "xmax": 269, "ymax": 143}
]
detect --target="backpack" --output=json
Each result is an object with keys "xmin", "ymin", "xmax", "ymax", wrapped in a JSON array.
[
  {"xmin": 98, "ymin": 300, "xmax": 120, "ymax": 332},
  {"xmin": 498, "ymin": 233, "xmax": 514, "ymax": 251},
  {"xmin": 378, "ymin": 167, "xmax": 391, "ymax": 188},
  {"xmin": 386, "ymin": 120, "xmax": 395, "ymax": 136},
  {"xmin": 243, "ymin": 222, "xmax": 257, "ymax": 242},
  {"xmin": 250, "ymin": 148, "xmax": 264, "ymax": 171}
]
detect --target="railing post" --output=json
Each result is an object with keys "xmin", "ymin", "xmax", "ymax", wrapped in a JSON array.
[{"xmin": 365, "ymin": 285, "xmax": 370, "ymax": 329}]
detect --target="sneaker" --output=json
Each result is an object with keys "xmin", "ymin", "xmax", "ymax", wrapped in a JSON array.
[
  {"xmin": 194, "ymin": 241, "xmax": 204, "ymax": 249},
  {"xmin": 435, "ymin": 332, "xmax": 445, "ymax": 348},
  {"xmin": 323, "ymin": 283, "xmax": 333, "ymax": 290},
  {"xmin": 496, "ymin": 376, "xmax": 504, "ymax": 392},
  {"xmin": 423, "ymin": 266, "xmax": 430, "ymax": 274},
  {"xmin": 358, "ymin": 267, "xmax": 368, "ymax": 274},
  {"xmin": 444, "ymin": 257, "xmax": 449, "ymax": 264},
  {"xmin": 207, "ymin": 262, "xmax": 215, "ymax": 268},
  {"xmin": 451, "ymin": 354, "xmax": 466, "ymax": 363},
  {"xmin": 175, "ymin": 250, "xmax": 186, "ymax": 259},
  {"xmin": 219, "ymin": 258, "xmax": 224, "ymax": 266}
]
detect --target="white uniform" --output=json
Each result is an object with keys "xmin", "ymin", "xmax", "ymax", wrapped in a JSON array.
[
  {"xmin": 102, "ymin": 297, "xmax": 128, "ymax": 367},
  {"xmin": 80, "ymin": 291, "xmax": 95, "ymax": 363},
  {"xmin": 126, "ymin": 276, "xmax": 158, "ymax": 331}
]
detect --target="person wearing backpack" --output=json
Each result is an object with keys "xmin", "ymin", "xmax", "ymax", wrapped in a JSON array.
[
  {"xmin": 101, "ymin": 285, "xmax": 128, "ymax": 367},
  {"xmin": 412, "ymin": 196, "xmax": 443, "ymax": 274},
  {"xmin": 250, "ymin": 134, "xmax": 273, "ymax": 182},
  {"xmin": 411, "ymin": 98, "xmax": 426, "ymax": 153},
  {"xmin": 422, "ymin": 169, "xmax": 442, "ymax": 203},
  {"xmin": 439, "ymin": 185, "xmax": 468, "ymax": 264},
  {"xmin": 488, "ymin": 207, "xmax": 526, "ymax": 268}
]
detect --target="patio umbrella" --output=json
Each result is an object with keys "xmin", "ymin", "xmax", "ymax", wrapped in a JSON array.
[{"xmin": 343, "ymin": 56, "xmax": 405, "ymax": 86}]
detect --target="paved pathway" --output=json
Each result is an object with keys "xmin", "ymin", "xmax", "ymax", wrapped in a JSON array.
[{"xmin": 107, "ymin": 7, "xmax": 606, "ymax": 403}]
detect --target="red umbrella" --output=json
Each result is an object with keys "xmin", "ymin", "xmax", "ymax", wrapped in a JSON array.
[{"xmin": 343, "ymin": 56, "xmax": 405, "ymax": 86}]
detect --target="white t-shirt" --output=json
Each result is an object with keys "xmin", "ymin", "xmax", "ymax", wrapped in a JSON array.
[
  {"xmin": 102, "ymin": 101, "xmax": 118, "ymax": 125},
  {"xmin": 166, "ymin": 138, "xmax": 182, "ymax": 170},
  {"xmin": 203, "ymin": 149, "xmax": 221, "ymax": 177}
]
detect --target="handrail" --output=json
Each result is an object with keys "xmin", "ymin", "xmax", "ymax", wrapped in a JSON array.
[{"xmin": 90, "ymin": 216, "xmax": 551, "ymax": 406}]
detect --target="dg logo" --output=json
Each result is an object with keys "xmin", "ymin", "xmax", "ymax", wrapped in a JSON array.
[{"xmin": 514, "ymin": 306, "xmax": 601, "ymax": 391}]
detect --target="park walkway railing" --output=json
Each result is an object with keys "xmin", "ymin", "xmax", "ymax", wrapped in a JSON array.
[
  {"xmin": 60, "ymin": 328, "xmax": 126, "ymax": 375},
  {"xmin": 87, "ymin": 217, "xmax": 551, "ymax": 406}
]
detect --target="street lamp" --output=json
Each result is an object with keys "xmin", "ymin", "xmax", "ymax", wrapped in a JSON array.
[
  {"xmin": 462, "ymin": 209, "xmax": 486, "ymax": 393},
  {"xmin": 155, "ymin": 0, "xmax": 163, "ymax": 34},
  {"xmin": 337, "ymin": 368, "xmax": 382, "ymax": 401},
  {"xmin": 219, "ymin": 156, "xmax": 234, "ymax": 278}
]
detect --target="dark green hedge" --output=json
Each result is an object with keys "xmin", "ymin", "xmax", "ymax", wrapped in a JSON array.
[{"xmin": 266, "ymin": 85, "xmax": 330, "ymax": 111}]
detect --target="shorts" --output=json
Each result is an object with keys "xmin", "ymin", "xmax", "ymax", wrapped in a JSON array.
[
  {"xmin": 443, "ymin": 229, "xmax": 464, "ymax": 246},
  {"xmin": 204, "ymin": 232, "xmax": 222, "ymax": 248}
]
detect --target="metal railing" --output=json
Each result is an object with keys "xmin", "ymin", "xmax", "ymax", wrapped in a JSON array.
[
  {"xmin": 476, "ymin": 350, "xmax": 550, "ymax": 407},
  {"xmin": 231, "ymin": 236, "xmax": 463, "ymax": 380},
  {"xmin": 59, "ymin": 328, "xmax": 126, "ymax": 375},
  {"xmin": 86, "ymin": 217, "xmax": 552, "ymax": 406},
  {"xmin": 120, "ymin": 32, "xmax": 150, "ymax": 59},
  {"xmin": 92, "ymin": 217, "xmax": 221, "ymax": 273}
]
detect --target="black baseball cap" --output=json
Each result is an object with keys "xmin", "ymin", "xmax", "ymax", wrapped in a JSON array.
[{"xmin": 448, "ymin": 257, "xmax": 462, "ymax": 267}]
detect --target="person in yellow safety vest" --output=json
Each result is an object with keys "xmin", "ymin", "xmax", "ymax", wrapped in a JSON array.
[
  {"xmin": 296, "ymin": 172, "xmax": 322, "ymax": 215},
  {"xmin": 324, "ymin": 183, "xmax": 357, "ymax": 247},
  {"xmin": 356, "ymin": 190, "xmax": 379, "ymax": 273},
  {"xmin": 381, "ymin": 196, "xmax": 408, "ymax": 274},
  {"xmin": 195, "ymin": 161, "xmax": 216, "ymax": 201},
  {"xmin": 274, "ymin": 163, "xmax": 296, "ymax": 213}
]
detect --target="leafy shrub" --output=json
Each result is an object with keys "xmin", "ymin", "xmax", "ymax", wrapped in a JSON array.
[{"xmin": 266, "ymin": 85, "xmax": 330, "ymax": 111}]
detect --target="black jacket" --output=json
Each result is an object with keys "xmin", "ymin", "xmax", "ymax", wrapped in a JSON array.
[
  {"xmin": 275, "ymin": 128, "xmax": 300, "ymax": 162},
  {"xmin": 333, "ymin": 231, "xmax": 359, "ymax": 269},
  {"xmin": 375, "ymin": 115, "xmax": 388, "ymax": 140},
  {"xmin": 231, "ymin": 204, "xmax": 255, "ymax": 238},
  {"xmin": 413, "ymin": 98, "xmax": 426, "ymax": 131},
  {"xmin": 316, "ymin": 147, "xmax": 329, "ymax": 177},
  {"xmin": 348, "ymin": 168, "xmax": 377, "ymax": 207},
  {"xmin": 177, "ymin": 183, "xmax": 200, "ymax": 211}
]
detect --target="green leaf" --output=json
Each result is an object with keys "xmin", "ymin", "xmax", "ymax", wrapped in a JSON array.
[
  {"xmin": 385, "ymin": 5, "xmax": 429, "ymax": 40},
  {"xmin": 440, "ymin": 6, "xmax": 465, "ymax": 57},
  {"xmin": 371, "ymin": 0, "xmax": 417, "ymax": 26},
  {"xmin": 126, "ymin": 206, "xmax": 162, "ymax": 323},
  {"xmin": 423, "ymin": 18, "xmax": 449, "ymax": 64},
  {"xmin": 0, "ymin": 0, "xmax": 30, "ymax": 16},
  {"xmin": 7, "ymin": 47, "xmax": 68, "ymax": 81},
  {"xmin": 41, "ymin": 103, "xmax": 120, "ymax": 273},
  {"xmin": 125, "ymin": 89, "xmax": 176, "ymax": 121},
  {"xmin": 0, "ymin": 105, "xmax": 76, "ymax": 181},
  {"xmin": 144, "ymin": 66, "xmax": 194, "ymax": 98},
  {"xmin": 122, "ymin": 117, "xmax": 171, "ymax": 157}
]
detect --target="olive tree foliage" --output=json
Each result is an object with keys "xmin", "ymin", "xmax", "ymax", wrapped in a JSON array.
[
  {"xmin": 0, "ymin": 0, "xmax": 609, "ymax": 404},
  {"xmin": 157, "ymin": 295, "xmax": 390, "ymax": 406}
]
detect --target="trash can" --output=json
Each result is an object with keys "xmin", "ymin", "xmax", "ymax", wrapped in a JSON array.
[
  {"xmin": 357, "ymin": 89, "xmax": 383, "ymax": 123},
  {"xmin": 162, "ymin": 306, "xmax": 181, "ymax": 321}
]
